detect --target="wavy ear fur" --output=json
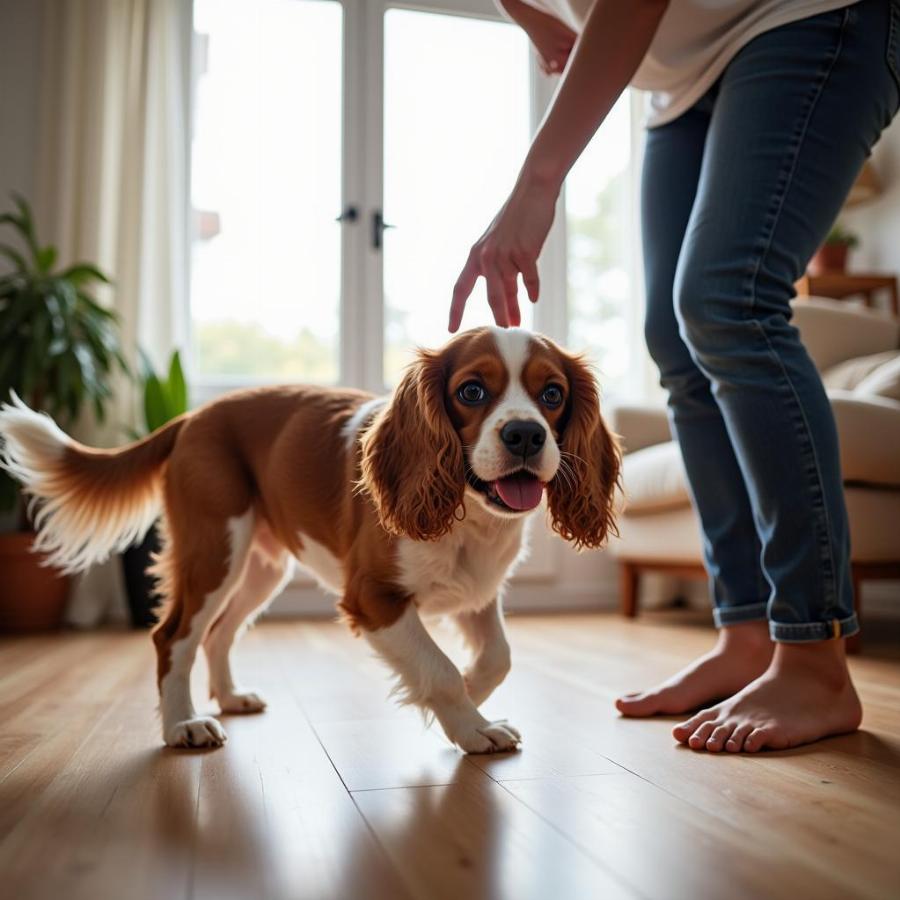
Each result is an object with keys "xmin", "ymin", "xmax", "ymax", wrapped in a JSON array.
[
  {"xmin": 546, "ymin": 352, "xmax": 621, "ymax": 550},
  {"xmin": 360, "ymin": 350, "xmax": 465, "ymax": 541}
]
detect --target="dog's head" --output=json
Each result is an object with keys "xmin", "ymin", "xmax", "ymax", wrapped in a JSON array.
[{"xmin": 360, "ymin": 328, "xmax": 620, "ymax": 548}]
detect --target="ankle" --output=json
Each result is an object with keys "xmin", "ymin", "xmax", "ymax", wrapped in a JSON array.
[
  {"xmin": 770, "ymin": 640, "xmax": 852, "ymax": 689},
  {"xmin": 716, "ymin": 621, "xmax": 772, "ymax": 656}
]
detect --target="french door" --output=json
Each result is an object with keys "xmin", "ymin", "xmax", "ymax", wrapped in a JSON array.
[
  {"xmin": 338, "ymin": 0, "xmax": 558, "ymax": 393},
  {"xmin": 189, "ymin": 0, "xmax": 642, "ymax": 595},
  {"xmin": 191, "ymin": 0, "xmax": 550, "ymax": 393}
]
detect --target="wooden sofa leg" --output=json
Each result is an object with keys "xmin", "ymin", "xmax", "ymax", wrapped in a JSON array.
[{"xmin": 620, "ymin": 561, "xmax": 639, "ymax": 618}]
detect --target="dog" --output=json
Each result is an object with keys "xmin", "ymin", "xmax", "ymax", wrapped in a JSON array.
[{"xmin": 0, "ymin": 327, "xmax": 619, "ymax": 753}]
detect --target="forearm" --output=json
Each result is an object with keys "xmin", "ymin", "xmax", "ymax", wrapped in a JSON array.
[{"xmin": 522, "ymin": 0, "xmax": 669, "ymax": 190}]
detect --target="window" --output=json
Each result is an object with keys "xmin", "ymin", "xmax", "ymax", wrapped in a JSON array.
[
  {"xmin": 191, "ymin": 0, "xmax": 342, "ymax": 384},
  {"xmin": 565, "ymin": 93, "xmax": 638, "ymax": 399},
  {"xmin": 382, "ymin": 8, "xmax": 532, "ymax": 384},
  {"xmin": 188, "ymin": 0, "xmax": 643, "ymax": 398}
]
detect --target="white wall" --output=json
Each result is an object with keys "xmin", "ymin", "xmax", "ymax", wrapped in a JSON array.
[
  {"xmin": 0, "ymin": 1, "xmax": 42, "ymax": 212},
  {"xmin": 843, "ymin": 117, "xmax": 900, "ymax": 273}
]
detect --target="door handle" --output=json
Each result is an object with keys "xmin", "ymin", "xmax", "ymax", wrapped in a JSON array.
[
  {"xmin": 335, "ymin": 205, "xmax": 359, "ymax": 224},
  {"xmin": 371, "ymin": 210, "xmax": 395, "ymax": 250}
]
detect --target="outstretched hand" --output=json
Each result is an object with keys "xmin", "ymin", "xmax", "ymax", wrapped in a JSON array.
[{"xmin": 449, "ymin": 176, "xmax": 559, "ymax": 332}]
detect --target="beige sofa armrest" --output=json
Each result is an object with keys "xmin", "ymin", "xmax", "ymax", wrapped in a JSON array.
[
  {"xmin": 794, "ymin": 297, "xmax": 900, "ymax": 372},
  {"xmin": 609, "ymin": 404, "xmax": 671, "ymax": 454},
  {"xmin": 829, "ymin": 390, "xmax": 900, "ymax": 487}
]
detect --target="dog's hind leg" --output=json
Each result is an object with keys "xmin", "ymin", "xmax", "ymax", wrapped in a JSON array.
[
  {"xmin": 153, "ymin": 509, "xmax": 256, "ymax": 749},
  {"xmin": 204, "ymin": 526, "xmax": 292, "ymax": 714}
]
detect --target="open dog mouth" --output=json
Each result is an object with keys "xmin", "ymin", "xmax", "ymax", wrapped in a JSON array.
[{"xmin": 466, "ymin": 469, "xmax": 545, "ymax": 512}]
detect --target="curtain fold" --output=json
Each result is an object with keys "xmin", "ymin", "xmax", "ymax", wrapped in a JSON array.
[{"xmin": 35, "ymin": 0, "xmax": 192, "ymax": 625}]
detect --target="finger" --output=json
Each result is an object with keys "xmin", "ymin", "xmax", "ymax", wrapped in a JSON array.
[
  {"xmin": 514, "ymin": 253, "xmax": 540, "ymax": 303},
  {"xmin": 483, "ymin": 266, "xmax": 510, "ymax": 328},
  {"xmin": 502, "ymin": 272, "xmax": 520, "ymax": 327},
  {"xmin": 450, "ymin": 256, "xmax": 480, "ymax": 333}
]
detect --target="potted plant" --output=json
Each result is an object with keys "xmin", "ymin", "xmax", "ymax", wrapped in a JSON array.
[
  {"xmin": 121, "ymin": 350, "xmax": 188, "ymax": 627},
  {"xmin": 809, "ymin": 225, "xmax": 860, "ymax": 276},
  {"xmin": 0, "ymin": 194, "xmax": 128, "ymax": 631}
]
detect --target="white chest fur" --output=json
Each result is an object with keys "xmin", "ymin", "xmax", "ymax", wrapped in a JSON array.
[{"xmin": 396, "ymin": 501, "xmax": 530, "ymax": 617}]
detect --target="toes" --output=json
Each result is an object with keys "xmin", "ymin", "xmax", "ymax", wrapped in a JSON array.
[
  {"xmin": 673, "ymin": 708, "xmax": 717, "ymax": 743},
  {"xmin": 615, "ymin": 692, "xmax": 660, "ymax": 717},
  {"xmin": 744, "ymin": 727, "xmax": 786, "ymax": 753},
  {"xmin": 166, "ymin": 717, "xmax": 228, "ymax": 749},
  {"xmin": 688, "ymin": 720, "xmax": 718, "ymax": 750},
  {"xmin": 744, "ymin": 728, "xmax": 767, "ymax": 752},
  {"xmin": 454, "ymin": 719, "xmax": 523, "ymax": 754},
  {"xmin": 219, "ymin": 691, "xmax": 267, "ymax": 715},
  {"xmin": 706, "ymin": 722, "xmax": 735, "ymax": 752},
  {"xmin": 725, "ymin": 723, "xmax": 754, "ymax": 752}
]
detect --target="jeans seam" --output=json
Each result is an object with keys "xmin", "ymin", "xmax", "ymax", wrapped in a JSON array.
[
  {"xmin": 744, "ymin": 6, "xmax": 850, "ymax": 315},
  {"xmin": 751, "ymin": 320, "xmax": 839, "ymax": 615}
]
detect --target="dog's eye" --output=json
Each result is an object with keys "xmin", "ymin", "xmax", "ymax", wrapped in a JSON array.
[
  {"xmin": 540, "ymin": 384, "xmax": 564, "ymax": 409},
  {"xmin": 457, "ymin": 381, "xmax": 488, "ymax": 405}
]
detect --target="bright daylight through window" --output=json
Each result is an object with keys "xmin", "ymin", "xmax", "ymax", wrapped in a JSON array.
[{"xmin": 190, "ymin": 0, "xmax": 637, "ymax": 396}]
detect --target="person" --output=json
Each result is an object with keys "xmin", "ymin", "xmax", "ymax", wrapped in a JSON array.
[{"xmin": 450, "ymin": 0, "xmax": 899, "ymax": 752}]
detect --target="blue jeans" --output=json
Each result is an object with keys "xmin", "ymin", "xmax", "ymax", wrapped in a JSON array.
[{"xmin": 641, "ymin": 0, "xmax": 900, "ymax": 642}]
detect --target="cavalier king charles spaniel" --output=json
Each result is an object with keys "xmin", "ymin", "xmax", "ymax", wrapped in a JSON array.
[{"xmin": 0, "ymin": 327, "xmax": 619, "ymax": 753}]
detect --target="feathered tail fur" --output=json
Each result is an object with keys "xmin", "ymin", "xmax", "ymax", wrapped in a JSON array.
[{"xmin": 0, "ymin": 394, "xmax": 184, "ymax": 572}]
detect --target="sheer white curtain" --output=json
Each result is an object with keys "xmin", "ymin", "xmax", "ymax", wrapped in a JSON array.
[{"xmin": 35, "ymin": 0, "xmax": 192, "ymax": 624}]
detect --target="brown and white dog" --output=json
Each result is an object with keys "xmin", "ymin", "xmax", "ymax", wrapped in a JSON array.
[{"xmin": 0, "ymin": 328, "xmax": 619, "ymax": 753}]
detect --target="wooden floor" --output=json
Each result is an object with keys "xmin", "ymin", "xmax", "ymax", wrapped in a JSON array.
[{"xmin": 2, "ymin": 610, "xmax": 899, "ymax": 900}]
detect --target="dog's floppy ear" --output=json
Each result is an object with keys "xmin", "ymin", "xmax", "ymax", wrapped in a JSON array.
[
  {"xmin": 545, "ymin": 350, "xmax": 621, "ymax": 550},
  {"xmin": 360, "ymin": 349, "xmax": 465, "ymax": 541}
]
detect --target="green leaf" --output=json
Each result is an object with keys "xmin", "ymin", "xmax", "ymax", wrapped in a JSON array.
[
  {"xmin": 166, "ymin": 350, "xmax": 188, "ymax": 415},
  {"xmin": 59, "ymin": 262, "xmax": 111, "ymax": 286},
  {"xmin": 36, "ymin": 245, "xmax": 56, "ymax": 273},
  {"xmin": 143, "ymin": 373, "xmax": 169, "ymax": 433},
  {"xmin": 0, "ymin": 243, "xmax": 27, "ymax": 272}
]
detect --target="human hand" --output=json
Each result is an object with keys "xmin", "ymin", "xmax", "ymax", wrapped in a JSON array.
[
  {"xmin": 522, "ymin": 7, "xmax": 577, "ymax": 76},
  {"xmin": 449, "ymin": 175, "xmax": 559, "ymax": 332}
]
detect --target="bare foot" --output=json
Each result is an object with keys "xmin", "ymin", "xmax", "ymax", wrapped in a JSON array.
[
  {"xmin": 673, "ymin": 639, "xmax": 862, "ymax": 753},
  {"xmin": 615, "ymin": 621, "xmax": 773, "ymax": 717}
]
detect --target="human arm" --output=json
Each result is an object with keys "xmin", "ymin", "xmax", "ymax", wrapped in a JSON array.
[{"xmin": 450, "ymin": 0, "xmax": 670, "ymax": 331}]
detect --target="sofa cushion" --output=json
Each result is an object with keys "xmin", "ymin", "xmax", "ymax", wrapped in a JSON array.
[
  {"xmin": 855, "ymin": 353, "xmax": 900, "ymax": 403},
  {"xmin": 822, "ymin": 350, "xmax": 898, "ymax": 392},
  {"xmin": 622, "ymin": 441, "xmax": 690, "ymax": 515}
]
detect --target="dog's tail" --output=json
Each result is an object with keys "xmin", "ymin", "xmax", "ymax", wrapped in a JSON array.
[{"xmin": 0, "ymin": 394, "xmax": 186, "ymax": 573}]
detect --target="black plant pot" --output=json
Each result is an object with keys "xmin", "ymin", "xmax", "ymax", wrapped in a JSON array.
[{"xmin": 122, "ymin": 524, "xmax": 162, "ymax": 628}]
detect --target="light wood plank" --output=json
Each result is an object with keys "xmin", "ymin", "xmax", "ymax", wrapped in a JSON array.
[{"xmin": 1, "ymin": 612, "xmax": 898, "ymax": 900}]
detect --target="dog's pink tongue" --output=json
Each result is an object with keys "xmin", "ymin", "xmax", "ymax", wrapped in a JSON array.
[{"xmin": 494, "ymin": 475, "xmax": 544, "ymax": 511}]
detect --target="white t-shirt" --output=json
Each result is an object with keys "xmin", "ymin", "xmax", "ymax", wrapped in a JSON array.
[{"xmin": 525, "ymin": 0, "xmax": 859, "ymax": 127}]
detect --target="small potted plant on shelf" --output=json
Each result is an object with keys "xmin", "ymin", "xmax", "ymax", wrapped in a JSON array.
[
  {"xmin": 121, "ymin": 350, "xmax": 188, "ymax": 627},
  {"xmin": 0, "ymin": 194, "xmax": 128, "ymax": 631},
  {"xmin": 809, "ymin": 225, "xmax": 860, "ymax": 276}
]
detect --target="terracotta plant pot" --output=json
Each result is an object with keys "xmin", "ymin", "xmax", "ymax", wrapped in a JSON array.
[
  {"xmin": 808, "ymin": 243, "xmax": 849, "ymax": 276},
  {"xmin": 0, "ymin": 532, "xmax": 71, "ymax": 632}
]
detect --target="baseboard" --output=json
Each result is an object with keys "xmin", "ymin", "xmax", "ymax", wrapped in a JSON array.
[{"xmin": 265, "ymin": 579, "xmax": 620, "ymax": 619}]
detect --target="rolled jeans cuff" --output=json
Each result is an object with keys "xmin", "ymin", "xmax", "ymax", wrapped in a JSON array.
[
  {"xmin": 770, "ymin": 613, "xmax": 860, "ymax": 643},
  {"xmin": 713, "ymin": 601, "xmax": 769, "ymax": 628}
]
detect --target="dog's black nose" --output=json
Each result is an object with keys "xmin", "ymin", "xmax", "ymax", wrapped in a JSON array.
[{"xmin": 500, "ymin": 420, "xmax": 546, "ymax": 459}]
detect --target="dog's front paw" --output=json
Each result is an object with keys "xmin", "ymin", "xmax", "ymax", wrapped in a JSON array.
[
  {"xmin": 217, "ymin": 690, "xmax": 267, "ymax": 715},
  {"xmin": 455, "ymin": 719, "xmax": 522, "ymax": 754},
  {"xmin": 165, "ymin": 716, "xmax": 228, "ymax": 749}
]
